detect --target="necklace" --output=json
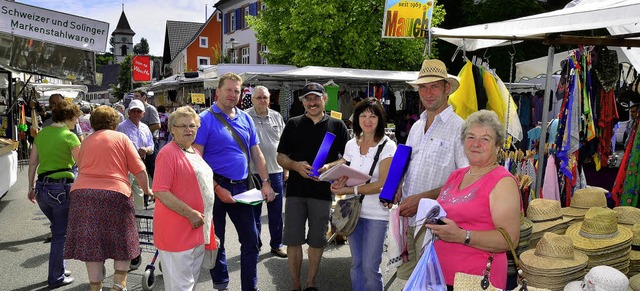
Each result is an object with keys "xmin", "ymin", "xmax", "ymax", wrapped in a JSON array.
[
  {"xmin": 467, "ymin": 163, "xmax": 498, "ymax": 176},
  {"xmin": 176, "ymin": 142, "xmax": 195, "ymax": 154}
]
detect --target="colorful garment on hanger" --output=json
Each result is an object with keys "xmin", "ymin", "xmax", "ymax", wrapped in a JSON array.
[
  {"xmin": 620, "ymin": 121, "xmax": 640, "ymax": 207},
  {"xmin": 542, "ymin": 155, "xmax": 561, "ymax": 201},
  {"xmin": 612, "ymin": 121, "xmax": 636, "ymax": 206},
  {"xmin": 496, "ymin": 77, "xmax": 523, "ymax": 141},
  {"xmin": 449, "ymin": 61, "xmax": 477, "ymax": 119}
]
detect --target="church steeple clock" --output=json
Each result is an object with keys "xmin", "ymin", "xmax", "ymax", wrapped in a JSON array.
[{"xmin": 111, "ymin": 4, "xmax": 135, "ymax": 64}]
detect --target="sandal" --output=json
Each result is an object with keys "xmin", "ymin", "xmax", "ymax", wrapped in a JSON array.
[{"xmin": 304, "ymin": 287, "xmax": 319, "ymax": 291}]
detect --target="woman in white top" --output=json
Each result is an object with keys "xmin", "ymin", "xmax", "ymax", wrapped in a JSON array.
[{"xmin": 330, "ymin": 97, "xmax": 397, "ymax": 291}]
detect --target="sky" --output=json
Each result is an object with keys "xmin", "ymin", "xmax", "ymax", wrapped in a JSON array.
[{"xmin": 19, "ymin": 0, "xmax": 219, "ymax": 56}]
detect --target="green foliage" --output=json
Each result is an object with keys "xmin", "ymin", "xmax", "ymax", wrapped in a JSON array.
[
  {"xmin": 112, "ymin": 55, "xmax": 142, "ymax": 100},
  {"xmin": 109, "ymin": 36, "xmax": 115, "ymax": 54},
  {"xmin": 133, "ymin": 38, "xmax": 150, "ymax": 55},
  {"xmin": 96, "ymin": 53, "xmax": 114, "ymax": 68},
  {"xmin": 248, "ymin": 0, "xmax": 446, "ymax": 71}
]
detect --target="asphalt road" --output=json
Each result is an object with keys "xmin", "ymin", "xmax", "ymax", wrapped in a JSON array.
[{"xmin": 0, "ymin": 166, "xmax": 406, "ymax": 291}]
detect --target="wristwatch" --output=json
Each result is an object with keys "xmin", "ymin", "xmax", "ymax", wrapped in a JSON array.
[
  {"xmin": 464, "ymin": 230, "xmax": 471, "ymax": 245},
  {"xmin": 262, "ymin": 177, "xmax": 271, "ymax": 184}
]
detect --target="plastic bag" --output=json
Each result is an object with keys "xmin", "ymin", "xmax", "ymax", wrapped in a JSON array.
[{"xmin": 403, "ymin": 238, "xmax": 446, "ymax": 291}]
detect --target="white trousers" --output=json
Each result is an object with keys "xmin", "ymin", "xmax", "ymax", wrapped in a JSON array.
[{"xmin": 158, "ymin": 244, "xmax": 205, "ymax": 291}]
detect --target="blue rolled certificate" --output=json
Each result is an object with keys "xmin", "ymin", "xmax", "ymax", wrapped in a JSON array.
[
  {"xmin": 311, "ymin": 132, "xmax": 336, "ymax": 177},
  {"xmin": 379, "ymin": 144, "xmax": 412, "ymax": 203}
]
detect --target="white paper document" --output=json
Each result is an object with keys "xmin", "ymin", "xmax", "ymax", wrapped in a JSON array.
[
  {"xmin": 234, "ymin": 188, "xmax": 264, "ymax": 205},
  {"xmin": 319, "ymin": 164, "xmax": 372, "ymax": 186}
]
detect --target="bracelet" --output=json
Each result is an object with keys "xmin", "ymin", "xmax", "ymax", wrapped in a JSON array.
[
  {"xmin": 214, "ymin": 184, "xmax": 220, "ymax": 191},
  {"xmin": 354, "ymin": 185, "xmax": 359, "ymax": 196},
  {"xmin": 464, "ymin": 230, "xmax": 471, "ymax": 245}
]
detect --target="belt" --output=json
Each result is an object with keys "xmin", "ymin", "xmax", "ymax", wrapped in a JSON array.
[
  {"xmin": 38, "ymin": 176, "xmax": 74, "ymax": 184},
  {"xmin": 214, "ymin": 174, "xmax": 247, "ymax": 184}
]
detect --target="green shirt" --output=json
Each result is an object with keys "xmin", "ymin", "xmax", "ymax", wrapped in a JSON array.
[{"xmin": 34, "ymin": 126, "xmax": 81, "ymax": 179}]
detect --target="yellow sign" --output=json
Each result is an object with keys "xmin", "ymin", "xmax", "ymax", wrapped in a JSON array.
[
  {"xmin": 191, "ymin": 93, "xmax": 205, "ymax": 104},
  {"xmin": 382, "ymin": 0, "xmax": 434, "ymax": 38},
  {"xmin": 330, "ymin": 110, "xmax": 343, "ymax": 120}
]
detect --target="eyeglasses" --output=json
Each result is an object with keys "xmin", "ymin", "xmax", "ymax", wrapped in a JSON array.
[{"xmin": 172, "ymin": 124, "xmax": 199, "ymax": 129}]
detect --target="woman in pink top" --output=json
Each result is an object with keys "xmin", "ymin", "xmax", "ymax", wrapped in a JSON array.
[
  {"xmin": 425, "ymin": 110, "xmax": 521, "ymax": 290},
  {"xmin": 153, "ymin": 106, "xmax": 217, "ymax": 290},
  {"xmin": 64, "ymin": 106, "xmax": 153, "ymax": 291}
]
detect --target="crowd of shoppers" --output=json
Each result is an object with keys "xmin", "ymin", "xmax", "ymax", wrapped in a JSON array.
[{"xmin": 25, "ymin": 57, "xmax": 526, "ymax": 291}]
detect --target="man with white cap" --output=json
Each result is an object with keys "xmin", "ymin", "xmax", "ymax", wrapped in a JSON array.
[
  {"xmin": 395, "ymin": 59, "xmax": 469, "ymax": 279},
  {"xmin": 117, "ymin": 99, "xmax": 154, "ymax": 210}
]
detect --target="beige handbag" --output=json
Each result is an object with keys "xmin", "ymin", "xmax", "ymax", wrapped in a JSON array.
[{"xmin": 453, "ymin": 228, "xmax": 549, "ymax": 291}]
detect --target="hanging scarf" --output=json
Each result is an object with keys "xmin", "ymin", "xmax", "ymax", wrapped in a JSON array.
[{"xmin": 620, "ymin": 121, "xmax": 640, "ymax": 207}]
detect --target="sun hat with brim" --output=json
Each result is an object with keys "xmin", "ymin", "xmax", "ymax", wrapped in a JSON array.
[
  {"xmin": 407, "ymin": 59, "xmax": 460, "ymax": 93},
  {"xmin": 528, "ymin": 199, "xmax": 575, "ymax": 234},
  {"xmin": 630, "ymin": 273, "xmax": 640, "ymax": 291},
  {"xmin": 521, "ymin": 233, "xmax": 589, "ymax": 272},
  {"xmin": 615, "ymin": 206, "xmax": 640, "ymax": 226},
  {"xmin": 632, "ymin": 224, "xmax": 640, "ymax": 261},
  {"xmin": 561, "ymin": 188, "xmax": 608, "ymax": 217},
  {"xmin": 525, "ymin": 271, "xmax": 584, "ymax": 290},
  {"xmin": 566, "ymin": 207, "xmax": 633, "ymax": 252},
  {"xmin": 564, "ymin": 265, "xmax": 630, "ymax": 291}
]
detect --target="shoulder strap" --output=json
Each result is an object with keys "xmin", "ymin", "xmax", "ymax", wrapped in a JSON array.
[
  {"xmin": 367, "ymin": 139, "xmax": 388, "ymax": 178},
  {"xmin": 38, "ymin": 168, "xmax": 72, "ymax": 179},
  {"xmin": 209, "ymin": 107, "xmax": 249, "ymax": 160}
]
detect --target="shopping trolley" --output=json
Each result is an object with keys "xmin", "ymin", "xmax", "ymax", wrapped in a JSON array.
[{"xmin": 133, "ymin": 209, "xmax": 162, "ymax": 291}]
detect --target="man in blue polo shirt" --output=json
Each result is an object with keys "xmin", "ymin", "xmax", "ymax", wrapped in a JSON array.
[{"xmin": 194, "ymin": 72, "xmax": 274, "ymax": 291}]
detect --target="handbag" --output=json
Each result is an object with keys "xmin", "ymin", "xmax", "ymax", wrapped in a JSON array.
[
  {"xmin": 453, "ymin": 228, "xmax": 548, "ymax": 291},
  {"xmin": 331, "ymin": 140, "xmax": 387, "ymax": 237},
  {"xmin": 210, "ymin": 108, "xmax": 260, "ymax": 189}
]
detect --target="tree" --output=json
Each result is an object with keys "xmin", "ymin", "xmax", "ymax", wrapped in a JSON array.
[
  {"xmin": 96, "ymin": 53, "xmax": 114, "ymax": 68},
  {"xmin": 134, "ymin": 38, "xmax": 150, "ymax": 55},
  {"xmin": 112, "ymin": 55, "xmax": 142, "ymax": 100},
  {"xmin": 248, "ymin": 0, "xmax": 445, "ymax": 71},
  {"xmin": 109, "ymin": 36, "xmax": 115, "ymax": 54}
]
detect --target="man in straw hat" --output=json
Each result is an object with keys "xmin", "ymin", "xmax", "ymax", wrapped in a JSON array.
[{"xmin": 394, "ymin": 59, "xmax": 469, "ymax": 279}]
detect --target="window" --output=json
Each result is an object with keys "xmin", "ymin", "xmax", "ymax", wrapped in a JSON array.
[
  {"xmin": 241, "ymin": 47, "xmax": 250, "ymax": 64},
  {"xmin": 229, "ymin": 12, "xmax": 236, "ymax": 32},
  {"xmin": 197, "ymin": 57, "xmax": 210, "ymax": 66},
  {"xmin": 120, "ymin": 45, "xmax": 128, "ymax": 56},
  {"xmin": 258, "ymin": 43, "xmax": 268, "ymax": 64},
  {"xmin": 199, "ymin": 37, "xmax": 208, "ymax": 48},
  {"xmin": 260, "ymin": 2, "xmax": 267, "ymax": 11},
  {"xmin": 243, "ymin": 6, "xmax": 250, "ymax": 29},
  {"xmin": 229, "ymin": 49, "xmax": 237, "ymax": 63}
]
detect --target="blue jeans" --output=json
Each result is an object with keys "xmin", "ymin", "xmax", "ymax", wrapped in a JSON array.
[
  {"xmin": 35, "ymin": 180, "xmax": 71, "ymax": 286},
  {"xmin": 210, "ymin": 179, "xmax": 259, "ymax": 291},
  {"xmin": 348, "ymin": 217, "xmax": 388, "ymax": 291},
  {"xmin": 253, "ymin": 173, "xmax": 284, "ymax": 250}
]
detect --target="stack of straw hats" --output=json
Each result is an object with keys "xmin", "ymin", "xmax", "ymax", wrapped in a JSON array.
[
  {"xmin": 564, "ymin": 265, "xmax": 629, "ymax": 291},
  {"xmin": 565, "ymin": 207, "xmax": 633, "ymax": 274},
  {"xmin": 631, "ymin": 273, "xmax": 640, "ymax": 291},
  {"xmin": 630, "ymin": 224, "xmax": 640, "ymax": 277},
  {"xmin": 561, "ymin": 188, "xmax": 607, "ymax": 222},
  {"xmin": 527, "ymin": 199, "xmax": 573, "ymax": 248},
  {"xmin": 520, "ymin": 232, "xmax": 588, "ymax": 290},
  {"xmin": 507, "ymin": 216, "xmax": 534, "ymax": 276},
  {"xmin": 615, "ymin": 206, "xmax": 640, "ymax": 230}
]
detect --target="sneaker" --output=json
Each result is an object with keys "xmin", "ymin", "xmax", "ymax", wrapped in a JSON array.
[
  {"xmin": 48, "ymin": 276, "xmax": 74, "ymax": 289},
  {"xmin": 270, "ymin": 248, "xmax": 287, "ymax": 258}
]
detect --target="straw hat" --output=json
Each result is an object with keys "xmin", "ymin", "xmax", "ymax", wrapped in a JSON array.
[
  {"xmin": 630, "ymin": 273, "xmax": 640, "ymax": 291},
  {"xmin": 564, "ymin": 265, "xmax": 629, "ymax": 291},
  {"xmin": 615, "ymin": 206, "xmax": 640, "ymax": 227},
  {"xmin": 561, "ymin": 188, "xmax": 607, "ymax": 218},
  {"xmin": 521, "ymin": 233, "xmax": 588, "ymax": 271},
  {"xmin": 566, "ymin": 207, "xmax": 633, "ymax": 252},
  {"xmin": 528, "ymin": 199, "xmax": 573, "ymax": 234},
  {"xmin": 632, "ymin": 224, "xmax": 640, "ymax": 261},
  {"xmin": 407, "ymin": 59, "xmax": 460, "ymax": 93}
]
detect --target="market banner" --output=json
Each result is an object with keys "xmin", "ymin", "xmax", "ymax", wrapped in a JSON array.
[
  {"xmin": 132, "ymin": 55, "xmax": 152, "ymax": 83},
  {"xmin": 382, "ymin": 0, "xmax": 434, "ymax": 39},
  {"xmin": 0, "ymin": 1, "xmax": 109, "ymax": 52},
  {"xmin": 191, "ymin": 93, "xmax": 205, "ymax": 104}
]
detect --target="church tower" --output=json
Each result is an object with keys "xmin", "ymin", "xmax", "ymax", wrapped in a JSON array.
[{"xmin": 111, "ymin": 5, "xmax": 135, "ymax": 64}]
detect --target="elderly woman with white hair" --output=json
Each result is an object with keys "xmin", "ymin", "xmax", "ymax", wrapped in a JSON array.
[
  {"xmin": 425, "ymin": 110, "xmax": 521, "ymax": 290},
  {"xmin": 152, "ymin": 106, "xmax": 217, "ymax": 290}
]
